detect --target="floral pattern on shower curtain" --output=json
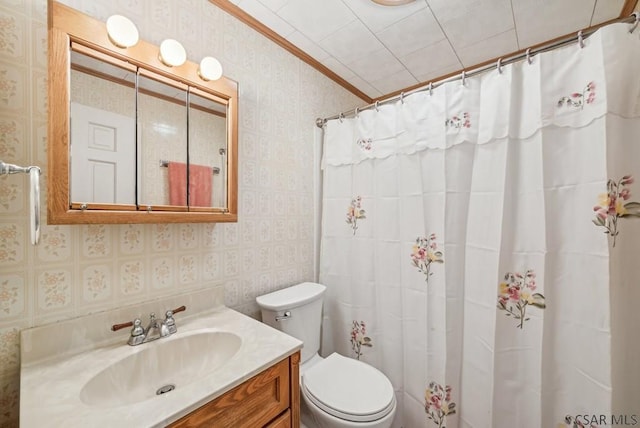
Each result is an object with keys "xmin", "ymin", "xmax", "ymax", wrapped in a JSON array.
[
  {"xmin": 424, "ymin": 381, "xmax": 456, "ymax": 428},
  {"xmin": 556, "ymin": 81, "xmax": 596, "ymax": 109},
  {"xmin": 319, "ymin": 23, "xmax": 640, "ymax": 428},
  {"xmin": 350, "ymin": 320, "xmax": 372, "ymax": 360},
  {"xmin": 346, "ymin": 196, "xmax": 366, "ymax": 235},
  {"xmin": 592, "ymin": 175, "xmax": 640, "ymax": 246},
  {"xmin": 411, "ymin": 234, "xmax": 444, "ymax": 284},
  {"xmin": 496, "ymin": 269, "xmax": 545, "ymax": 329}
]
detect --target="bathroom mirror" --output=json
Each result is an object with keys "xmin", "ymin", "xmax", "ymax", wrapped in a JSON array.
[
  {"xmin": 48, "ymin": 0, "xmax": 238, "ymax": 224},
  {"xmin": 188, "ymin": 90, "xmax": 228, "ymax": 209},
  {"xmin": 136, "ymin": 72, "xmax": 189, "ymax": 210},
  {"xmin": 69, "ymin": 49, "xmax": 137, "ymax": 206}
]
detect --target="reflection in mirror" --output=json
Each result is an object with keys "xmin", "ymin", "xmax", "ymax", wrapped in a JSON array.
[
  {"xmin": 137, "ymin": 73, "xmax": 188, "ymax": 209},
  {"xmin": 69, "ymin": 49, "xmax": 136, "ymax": 205},
  {"xmin": 188, "ymin": 91, "xmax": 227, "ymax": 209}
]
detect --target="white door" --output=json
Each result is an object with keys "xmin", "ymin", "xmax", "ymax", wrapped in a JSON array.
[{"xmin": 70, "ymin": 102, "xmax": 136, "ymax": 204}]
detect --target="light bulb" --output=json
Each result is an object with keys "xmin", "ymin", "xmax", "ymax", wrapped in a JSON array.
[
  {"xmin": 159, "ymin": 39, "xmax": 187, "ymax": 67},
  {"xmin": 198, "ymin": 56, "xmax": 223, "ymax": 81},
  {"xmin": 106, "ymin": 15, "xmax": 139, "ymax": 48}
]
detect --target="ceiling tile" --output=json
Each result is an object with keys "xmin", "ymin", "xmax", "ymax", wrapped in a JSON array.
[
  {"xmin": 592, "ymin": 0, "xmax": 625, "ymax": 24},
  {"xmin": 375, "ymin": 8, "xmax": 446, "ymax": 58},
  {"xmin": 513, "ymin": 0, "xmax": 595, "ymax": 48},
  {"xmin": 256, "ymin": 0, "xmax": 289, "ymax": 12},
  {"xmin": 276, "ymin": 0, "xmax": 356, "ymax": 42},
  {"xmin": 414, "ymin": 62, "xmax": 463, "ymax": 84},
  {"xmin": 426, "ymin": 0, "xmax": 483, "ymax": 23},
  {"xmin": 455, "ymin": 29, "xmax": 518, "ymax": 67},
  {"xmin": 237, "ymin": 0, "xmax": 295, "ymax": 37},
  {"xmin": 346, "ymin": 48, "xmax": 406, "ymax": 83},
  {"xmin": 436, "ymin": 0, "xmax": 514, "ymax": 49},
  {"xmin": 346, "ymin": 75, "xmax": 383, "ymax": 98},
  {"xmin": 399, "ymin": 38, "xmax": 460, "ymax": 78},
  {"xmin": 318, "ymin": 20, "xmax": 386, "ymax": 63},
  {"xmin": 341, "ymin": 0, "xmax": 427, "ymax": 33},
  {"xmin": 321, "ymin": 57, "xmax": 356, "ymax": 81},
  {"xmin": 286, "ymin": 31, "xmax": 331, "ymax": 62},
  {"xmin": 370, "ymin": 69, "xmax": 419, "ymax": 95}
]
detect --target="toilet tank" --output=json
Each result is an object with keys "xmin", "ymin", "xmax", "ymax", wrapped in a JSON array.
[{"xmin": 256, "ymin": 282, "xmax": 326, "ymax": 363}]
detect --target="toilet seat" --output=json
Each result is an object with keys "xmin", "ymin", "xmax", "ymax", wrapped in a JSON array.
[{"xmin": 301, "ymin": 353, "xmax": 395, "ymax": 423}]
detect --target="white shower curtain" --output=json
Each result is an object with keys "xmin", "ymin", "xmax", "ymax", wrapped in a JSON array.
[{"xmin": 319, "ymin": 23, "xmax": 640, "ymax": 428}]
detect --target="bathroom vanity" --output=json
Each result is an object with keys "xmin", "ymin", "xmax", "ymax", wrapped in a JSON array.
[
  {"xmin": 19, "ymin": 287, "xmax": 302, "ymax": 427},
  {"xmin": 169, "ymin": 353, "xmax": 299, "ymax": 427}
]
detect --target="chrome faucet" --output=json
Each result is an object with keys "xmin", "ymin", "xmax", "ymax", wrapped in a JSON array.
[
  {"xmin": 111, "ymin": 306, "xmax": 187, "ymax": 346},
  {"xmin": 144, "ymin": 313, "xmax": 170, "ymax": 341}
]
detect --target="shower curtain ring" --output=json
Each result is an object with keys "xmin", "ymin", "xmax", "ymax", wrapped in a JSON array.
[
  {"xmin": 428, "ymin": 82, "xmax": 433, "ymax": 96},
  {"xmin": 355, "ymin": 107, "xmax": 359, "ymax": 118},
  {"xmin": 526, "ymin": 48, "xmax": 533, "ymax": 64},
  {"xmin": 375, "ymin": 100, "xmax": 380, "ymax": 111},
  {"xmin": 461, "ymin": 71, "xmax": 466, "ymax": 86},
  {"xmin": 577, "ymin": 30, "xmax": 584, "ymax": 48},
  {"xmin": 630, "ymin": 11, "xmax": 640, "ymax": 34},
  {"xmin": 496, "ymin": 58, "xmax": 503, "ymax": 74},
  {"xmin": 400, "ymin": 92, "xmax": 405, "ymax": 104},
  {"xmin": 339, "ymin": 113, "xmax": 344, "ymax": 123}
]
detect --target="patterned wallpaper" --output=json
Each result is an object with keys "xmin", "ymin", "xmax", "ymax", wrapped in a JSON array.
[{"xmin": 0, "ymin": 0, "xmax": 362, "ymax": 425}]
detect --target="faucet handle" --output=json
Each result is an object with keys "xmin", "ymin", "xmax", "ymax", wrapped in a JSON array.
[
  {"xmin": 163, "ymin": 305, "xmax": 186, "ymax": 335},
  {"xmin": 130, "ymin": 318, "xmax": 144, "ymax": 336},
  {"xmin": 111, "ymin": 318, "xmax": 145, "ymax": 346},
  {"xmin": 164, "ymin": 310, "xmax": 177, "ymax": 335},
  {"xmin": 111, "ymin": 320, "xmax": 134, "ymax": 331},
  {"xmin": 171, "ymin": 305, "xmax": 186, "ymax": 315},
  {"xmin": 127, "ymin": 319, "xmax": 145, "ymax": 346}
]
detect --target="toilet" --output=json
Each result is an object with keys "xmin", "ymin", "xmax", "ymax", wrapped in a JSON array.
[{"xmin": 256, "ymin": 282, "xmax": 396, "ymax": 428}]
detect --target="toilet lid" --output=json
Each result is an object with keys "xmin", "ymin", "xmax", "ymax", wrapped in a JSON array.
[{"xmin": 301, "ymin": 353, "xmax": 395, "ymax": 423}]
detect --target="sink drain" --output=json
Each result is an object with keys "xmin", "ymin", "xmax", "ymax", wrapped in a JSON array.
[{"xmin": 156, "ymin": 384, "xmax": 175, "ymax": 395}]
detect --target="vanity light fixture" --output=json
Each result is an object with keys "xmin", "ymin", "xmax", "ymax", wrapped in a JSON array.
[
  {"xmin": 159, "ymin": 39, "xmax": 187, "ymax": 67},
  {"xmin": 370, "ymin": 0, "xmax": 416, "ymax": 5},
  {"xmin": 198, "ymin": 56, "xmax": 223, "ymax": 81},
  {"xmin": 105, "ymin": 15, "xmax": 139, "ymax": 48}
]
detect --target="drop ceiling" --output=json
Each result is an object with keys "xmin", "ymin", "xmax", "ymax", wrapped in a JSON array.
[{"xmin": 222, "ymin": 0, "xmax": 636, "ymax": 100}]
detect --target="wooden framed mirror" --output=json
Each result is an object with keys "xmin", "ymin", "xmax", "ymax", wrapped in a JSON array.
[{"xmin": 48, "ymin": 1, "xmax": 238, "ymax": 224}]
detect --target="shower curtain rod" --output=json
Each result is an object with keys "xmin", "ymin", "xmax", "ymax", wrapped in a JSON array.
[{"xmin": 316, "ymin": 12, "xmax": 640, "ymax": 128}]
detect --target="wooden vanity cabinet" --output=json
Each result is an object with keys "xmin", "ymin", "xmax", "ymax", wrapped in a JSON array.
[{"xmin": 168, "ymin": 352, "xmax": 300, "ymax": 428}]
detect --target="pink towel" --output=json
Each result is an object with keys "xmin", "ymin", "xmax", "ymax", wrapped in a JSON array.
[
  {"xmin": 168, "ymin": 162, "xmax": 212, "ymax": 206},
  {"xmin": 168, "ymin": 162, "xmax": 187, "ymax": 206},
  {"xmin": 188, "ymin": 163, "xmax": 213, "ymax": 207}
]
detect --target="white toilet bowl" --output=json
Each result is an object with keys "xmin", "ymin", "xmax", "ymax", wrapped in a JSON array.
[
  {"xmin": 300, "ymin": 353, "xmax": 396, "ymax": 428},
  {"xmin": 256, "ymin": 282, "xmax": 396, "ymax": 428}
]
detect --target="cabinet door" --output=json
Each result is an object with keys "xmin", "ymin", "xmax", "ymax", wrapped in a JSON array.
[
  {"xmin": 265, "ymin": 410, "xmax": 291, "ymax": 428},
  {"xmin": 168, "ymin": 357, "xmax": 290, "ymax": 428}
]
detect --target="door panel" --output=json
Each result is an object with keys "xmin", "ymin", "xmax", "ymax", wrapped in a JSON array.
[{"xmin": 70, "ymin": 102, "xmax": 136, "ymax": 204}]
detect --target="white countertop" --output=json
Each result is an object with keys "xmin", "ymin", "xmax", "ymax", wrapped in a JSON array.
[{"xmin": 20, "ymin": 288, "xmax": 302, "ymax": 427}]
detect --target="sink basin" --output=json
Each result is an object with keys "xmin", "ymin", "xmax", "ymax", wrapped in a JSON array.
[{"xmin": 80, "ymin": 331, "xmax": 242, "ymax": 407}]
